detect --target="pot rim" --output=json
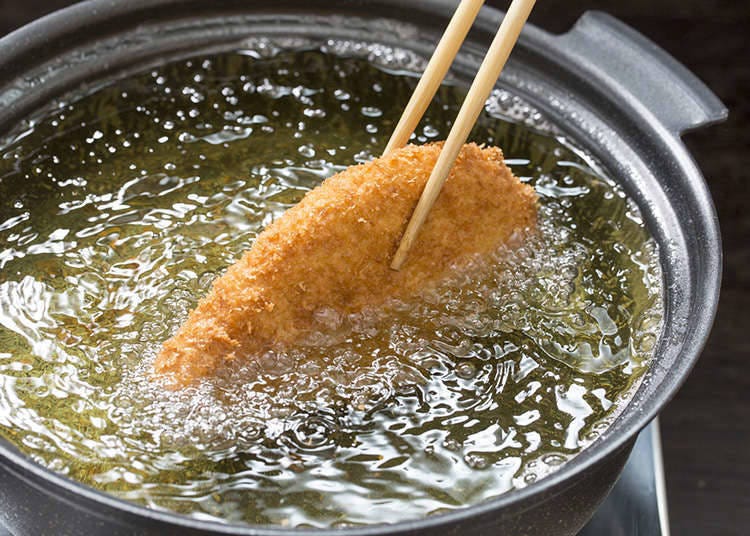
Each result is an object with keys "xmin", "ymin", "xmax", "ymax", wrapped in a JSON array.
[{"xmin": 0, "ymin": 1, "xmax": 724, "ymax": 534}]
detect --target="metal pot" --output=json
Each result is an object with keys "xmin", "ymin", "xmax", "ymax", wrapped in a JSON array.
[{"xmin": 0, "ymin": 1, "xmax": 727, "ymax": 535}]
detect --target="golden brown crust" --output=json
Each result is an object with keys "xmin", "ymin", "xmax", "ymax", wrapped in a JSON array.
[{"xmin": 154, "ymin": 143, "xmax": 537, "ymax": 386}]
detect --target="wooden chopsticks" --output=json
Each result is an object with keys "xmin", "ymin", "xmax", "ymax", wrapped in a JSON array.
[
  {"xmin": 389, "ymin": 0, "xmax": 536, "ymax": 270},
  {"xmin": 383, "ymin": 0, "xmax": 485, "ymax": 155}
]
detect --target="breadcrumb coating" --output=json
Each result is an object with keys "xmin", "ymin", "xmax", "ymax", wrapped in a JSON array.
[{"xmin": 154, "ymin": 143, "xmax": 537, "ymax": 386}]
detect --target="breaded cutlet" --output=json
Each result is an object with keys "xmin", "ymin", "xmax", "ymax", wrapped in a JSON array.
[{"xmin": 154, "ymin": 143, "xmax": 537, "ymax": 386}]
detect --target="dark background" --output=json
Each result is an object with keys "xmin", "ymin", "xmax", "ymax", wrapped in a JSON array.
[{"xmin": 1, "ymin": 1, "xmax": 747, "ymax": 534}]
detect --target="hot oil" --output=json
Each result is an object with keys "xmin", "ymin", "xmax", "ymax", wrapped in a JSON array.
[{"xmin": 0, "ymin": 44, "xmax": 662, "ymax": 527}]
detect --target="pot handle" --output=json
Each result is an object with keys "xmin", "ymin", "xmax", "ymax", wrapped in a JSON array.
[{"xmin": 553, "ymin": 11, "xmax": 727, "ymax": 136}]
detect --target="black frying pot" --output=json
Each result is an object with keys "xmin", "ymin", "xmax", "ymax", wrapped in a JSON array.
[{"xmin": 0, "ymin": 1, "xmax": 727, "ymax": 535}]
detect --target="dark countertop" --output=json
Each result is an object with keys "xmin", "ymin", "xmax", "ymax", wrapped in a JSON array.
[{"xmin": 1, "ymin": 1, "xmax": 748, "ymax": 535}]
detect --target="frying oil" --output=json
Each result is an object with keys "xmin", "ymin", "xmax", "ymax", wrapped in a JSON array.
[{"xmin": 0, "ymin": 44, "xmax": 662, "ymax": 527}]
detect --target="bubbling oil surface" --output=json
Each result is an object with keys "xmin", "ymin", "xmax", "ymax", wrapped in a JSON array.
[{"xmin": 0, "ymin": 44, "xmax": 662, "ymax": 527}]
